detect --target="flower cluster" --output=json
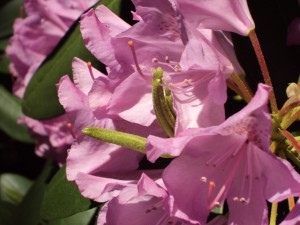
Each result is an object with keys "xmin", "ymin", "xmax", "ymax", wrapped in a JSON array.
[
  {"xmin": 6, "ymin": 0, "xmax": 97, "ymax": 164},
  {"xmin": 7, "ymin": 0, "xmax": 300, "ymax": 224},
  {"xmin": 57, "ymin": 0, "xmax": 300, "ymax": 223}
]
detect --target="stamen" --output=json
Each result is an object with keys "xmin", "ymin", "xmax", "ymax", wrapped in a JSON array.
[
  {"xmin": 239, "ymin": 197, "xmax": 247, "ymax": 204},
  {"xmin": 174, "ymin": 65, "xmax": 182, "ymax": 72},
  {"xmin": 165, "ymin": 56, "xmax": 170, "ymax": 63},
  {"xmin": 214, "ymin": 201, "xmax": 221, "ymax": 208},
  {"xmin": 168, "ymin": 79, "xmax": 192, "ymax": 90},
  {"xmin": 87, "ymin": 62, "xmax": 95, "ymax": 80},
  {"xmin": 207, "ymin": 143, "xmax": 247, "ymax": 209},
  {"xmin": 207, "ymin": 181, "xmax": 216, "ymax": 207},
  {"xmin": 205, "ymin": 148, "xmax": 234, "ymax": 168},
  {"xmin": 152, "ymin": 57, "xmax": 159, "ymax": 63},
  {"xmin": 128, "ymin": 40, "xmax": 149, "ymax": 82},
  {"xmin": 152, "ymin": 56, "xmax": 182, "ymax": 72},
  {"xmin": 200, "ymin": 177, "xmax": 207, "ymax": 183}
]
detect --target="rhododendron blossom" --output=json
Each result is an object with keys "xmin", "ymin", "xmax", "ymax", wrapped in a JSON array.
[
  {"xmin": 5, "ymin": 0, "xmax": 97, "ymax": 164},
  {"xmin": 4, "ymin": 0, "xmax": 300, "ymax": 224},
  {"xmin": 80, "ymin": 0, "xmax": 245, "ymax": 133},
  {"xmin": 58, "ymin": 58, "xmax": 165, "ymax": 202},
  {"xmin": 7, "ymin": 0, "xmax": 97, "ymax": 97},
  {"xmin": 174, "ymin": 0, "xmax": 255, "ymax": 36},
  {"xmin": 147, "ymin": 84, "xmax": 300, "ymax": 224}
]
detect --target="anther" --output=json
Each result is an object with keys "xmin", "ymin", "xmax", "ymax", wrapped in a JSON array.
[
  {"xmin": 165, "ymin": 56, "xmax": 170, "ymax": 63},
  {"xmin": 214, "ymin": 201, "xmax": 221, "ymax": 208},
  {"xmin": 174, "ymin": 65, "xmax": 182, "ymax": 72},
  {"xmin": 239, "ymin": 197, "xmax": 247, "ymax": 204},
  {"xmin": 200, "ymin": 177, "xmax": 207, "ymax": 183},
  {"xmin": 87, "ymin": 62, "xmax": 95, "ymax": 80},
  {"xmin": 152, "ymin": 57, "xmax": 159, "ymax": 63},
  {"xmin": 233, "ymin": 197, "xmax": 239, "ymax": 202}
]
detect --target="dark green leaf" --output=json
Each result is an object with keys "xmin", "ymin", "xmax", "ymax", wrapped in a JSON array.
[
  {"xmin": 22, "ymin": 0, "xmax": 121, "ymax": 120},
  {"xmin": 0, "ymin": 0, "xmax": 24, "ymax": 38},
  {"xmin": 0, "ymin": 173, "xmax": 32, "ymax": 205},
  {"xmin": 0, "ymin": 85, "xmax": 34, "ymax": 143},
  {"xmin": 0, "ymin": 201, "xmax": 17, "ymax": 225},
  {"xmin": 12, "ymin": 160, "xmax": 54, "ymax": 225},
  {"xmin": 41, "ymin": 166, "xmax": 91, "ymax": 220},
  {"xmin": 0, "ymin": 53, "xmax": 10, "ymax": 74},
  {"xmin": 0, "ymin": 38, "xmax": 9, "ymax": 51},
  {"xmin": 48, "ymin": 208, "xmax": 97, "ymax": 225}
]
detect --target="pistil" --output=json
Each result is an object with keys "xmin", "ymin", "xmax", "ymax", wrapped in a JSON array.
[
  {"xmin": 87, "ymin": 62, "xmax": 95, "ymax": 80},
  {"xmin": 128, "ymin": 40, "xmax": 149, "ymax": 82}
]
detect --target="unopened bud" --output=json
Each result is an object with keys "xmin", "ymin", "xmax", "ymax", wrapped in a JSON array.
[{"xmin": 286, "ymin": 82, "xmax": 300, "ymax": 98}]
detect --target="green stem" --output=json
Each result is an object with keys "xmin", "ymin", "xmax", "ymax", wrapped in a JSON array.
[{"xmin": 269, "ymin": 202, "xmax": 278, "ymax": 225}]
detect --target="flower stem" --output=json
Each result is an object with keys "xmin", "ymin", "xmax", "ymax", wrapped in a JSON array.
[
  {"xmin": 230, "ymin": 73, "xmax": 253, "ymax": 103},
  {"xmin": 288, "ymin": 197, "xmax": 295, "ymax": 211},
  {"xmin": 269, "ymin": 202, "xmax": 278, "ymax": 225},
  {"xmin": 249, "ymin": 30, "xmax": 278, "ymax": 113}
]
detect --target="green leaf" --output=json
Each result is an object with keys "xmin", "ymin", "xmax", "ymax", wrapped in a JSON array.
[
  {"xmin": 0, "ymin": 53, "xmax": 10, "ymax": 74},
  {"xmin": 0, "ymin": 38, "xmax": 9, "ymax": 51},
  {"xmin": 0, "ymin": 0, "xmax": 24, "ymax": 38},
  {"xmin": 48, "ymin": 208, "xmax": 97, "ymax": 225},
  {"xmin": 0, "ymin": 173, "xmax": 32, "ymax": 205},
  {"xmin": 0, "ymin": 201, "xmax": 17, "ymax": 225},
  {"xmin": 22, "ymin": 0, "xmax": 122, "ymax": 120},
  {"xmin": 0, "ymin": 85, "xmax": 34, "ymax": 143},
  {"xmin": 12, "ymin": 160, "xmax": 54, "ymax": 225},
  {"xmin": 41, "ymin": 166, "xmax": 91, "ymax": 220}
]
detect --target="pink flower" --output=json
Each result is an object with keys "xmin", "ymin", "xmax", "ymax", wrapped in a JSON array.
[
  {"xmin": 80, "ymin": 0, "xmax": 242, "ymax": 133},
  {"xmin": 6, "ymin": 0, "xmax": 97, "ymax": 97},
  {"xmin": 174, "ymin": 0, "xmax": 255, "ymax": 36},
  {"xmin": 57, "ymin": 58, "xmax": 164, "ymax": 202},
  {"xmin": 18, "ymin": 115, "xmax": 73, "ymax": 165},
  {"xmin": 147, "ymin": 84, "xmax": 300, "ymax": 224},
  {"xmin": 97, "ymin": 173, "xmax": 228, "ymax": 225},
  {"xmin": 6, "ymin": 0, "xmax": 97, "ymax": 163},
  {"xmin": 80, "ymin": 5, "xmax": 131, "ymax": 76},
  {"xmin": 97, "ymin": 174, "xmax": 173, "ymax": 225}
]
